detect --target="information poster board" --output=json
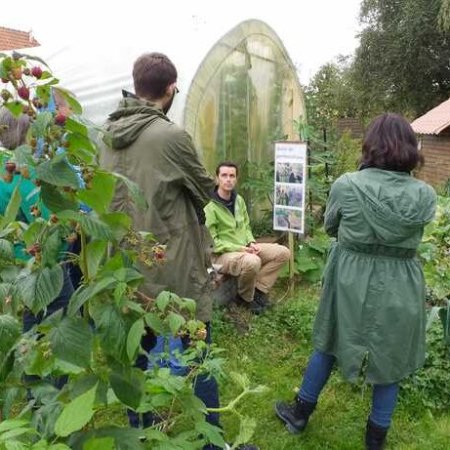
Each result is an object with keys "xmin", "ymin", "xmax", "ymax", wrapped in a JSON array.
[{"xmin": 273, "ymin": 141, "xmax": 307, "ymax": 234}]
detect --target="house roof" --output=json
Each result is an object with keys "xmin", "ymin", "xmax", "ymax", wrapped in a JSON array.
[
  {"xmin": 0, "ymin": 26, "xmax": 40, "ymax": 51},
  {"xmin": 411, "ymin": 98, "xmax": 450, "ymax": 135}
]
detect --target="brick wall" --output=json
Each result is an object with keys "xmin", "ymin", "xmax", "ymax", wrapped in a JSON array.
[{"xmin": 417, "ymin": 134, "xmax": 450, "ymax": 187}]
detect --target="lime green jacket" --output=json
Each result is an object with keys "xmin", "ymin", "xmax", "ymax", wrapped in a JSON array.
[{"xmin": 204, "ymin": 193, "xmax": 255, "ymax": 254}]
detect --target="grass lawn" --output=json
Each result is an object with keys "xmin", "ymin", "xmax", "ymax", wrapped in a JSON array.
[{"xmin": 212, "ymin": 282, "xmax": 450, "ymax": 450}]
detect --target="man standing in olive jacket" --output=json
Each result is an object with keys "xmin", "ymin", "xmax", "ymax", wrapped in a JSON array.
[
  {"xmin": 205, "ymin": 162, "xmax": 290, "ymax": 314},
  {"xmin": 100, "ymin": 54, "xmax": 260, "ymax": 450}
]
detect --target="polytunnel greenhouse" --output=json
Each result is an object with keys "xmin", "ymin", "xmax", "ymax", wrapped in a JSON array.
[{"xmin": 23, "ymin": 19, "xmax": 305, "ymax": 194}]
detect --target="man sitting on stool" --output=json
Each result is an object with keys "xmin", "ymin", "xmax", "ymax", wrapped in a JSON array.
[{"xmin": 205, "ymin": 161, "xmax": 290, "ymax": 314}]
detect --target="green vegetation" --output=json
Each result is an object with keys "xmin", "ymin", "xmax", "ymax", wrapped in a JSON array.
[{"xmin": 214, "ymin": 283, "xmax": 450, "ymax": 450}]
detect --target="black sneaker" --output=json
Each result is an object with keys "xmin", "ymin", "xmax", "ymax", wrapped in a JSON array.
[{"xmin": 233, "ymin": 295, "xmax": 264, "ymax": 315}]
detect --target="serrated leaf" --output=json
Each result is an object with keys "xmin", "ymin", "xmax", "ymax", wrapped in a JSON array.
[
  {"xmin": 0, "ymin": 239, "xmax": 14, "ymax": 260},
  {"xmin": 0, "ymin": 184, "xmax": 21, "ymax": 231},
  {"xmin": 167, "ymin": 312, "xmax": 185, "ymax": 335},
  {"xmin": 156, "ymin": 291, "xmax": 172, "ymax": 311},
  {"xmin": 127, "ymin": 319, "xmax": 145, "ymax": 362},
  {"xmin": 53, "ymin": 87, "xmax": 82, "ymax": 115},
  {"xmin": 81, "ymin": 240, "xmax": 107, "ymax": 280},
  {"xmin": 4, "ymin": 101, "xmax": 23, "ymax": 118},
  {"xmin": 112, "ymin": 172, "xmax": 147, "ymax": 210},
  {"xmin": 31, "ymin": 111, "xmax": 53, "ymax": 138},
  {"xmin": 78, "ymin": 171, "xmax": 116, "ymax": 214},
  {"xmin": 144, "ymin": 313, "xmax": 165, "ymax": 335},
  {"xmin": 17, "ymin": 265, "xmax": 64, "ymax": 314},
  {"xmin": 230, "ymin": 416, "xmax": 256, "ymax": 449},
  {"xmin": 36, "ymin": 158, "xmax": 80, "ymax": 189},
  {"xmin": 54, "ymin": 384, "xmax": 97, "ymax": 437},
  {"xmin": 40, "ymin": 182, "xmax": 79, "ymax": 212},
  {"xmin": 67, "ymin": 276, "xmax": 116, "ymax": 316},
  {"xmin": 49, "ymin": 316, "xmax": 93, "ymax": 368},
  {"xmin": 109, "ymin": 367, "xmax": 144, "ymax": 409}
]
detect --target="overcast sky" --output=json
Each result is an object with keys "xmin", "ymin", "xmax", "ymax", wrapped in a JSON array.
[{"xmin": 2, "ymin": 0, "xmax": 362, "ymax": 85}]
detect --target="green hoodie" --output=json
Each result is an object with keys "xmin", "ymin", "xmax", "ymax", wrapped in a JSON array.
[
  {"xmin": 204, "ymin": 193, "xmax": 255, "ymax": 254},
  {"xmin": 100, "ymin": 96, "xmax": 215, "ymax": 322},
  {"xmin": 313, "ymin": 168, "xmax": 436, "ymax": 384}
]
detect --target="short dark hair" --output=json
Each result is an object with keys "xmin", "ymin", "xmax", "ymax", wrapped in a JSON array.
[
  {"xmin": 0, "ymin": 107, "xmax": 30, "ymax": 149},
  {"xmin": 361, "ymin": 113, "xmax": 423, "ymax": 172},
  {"xmin": 216, "ymin": 161, "xmax": 239, "ymax": 176},
  {"xmin": 132, "ymin": 52, "xmax": 177, "ymax": 100}
]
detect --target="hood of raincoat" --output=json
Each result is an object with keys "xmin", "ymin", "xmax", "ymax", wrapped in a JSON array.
[
  {"xmin": 346, "ymin": 168, "xmax": 436, "ymax": 244},
  {"xmin": 103, "ymin": 95, "xmax": 169, "ymax": 150}
]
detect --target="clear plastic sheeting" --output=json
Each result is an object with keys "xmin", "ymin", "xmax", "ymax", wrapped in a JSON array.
[
  {"xmin": 14, "ymin": 20, "xmax": 304, "ymax": 177},
  {"xmin": 184, "ymin": 20, "xmax": 305, "ymax": 175}
]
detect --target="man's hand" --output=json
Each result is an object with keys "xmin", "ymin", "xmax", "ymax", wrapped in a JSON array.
[{"xmin": 243, "ymin": 242, "xmax": 260, "ymax": 254}]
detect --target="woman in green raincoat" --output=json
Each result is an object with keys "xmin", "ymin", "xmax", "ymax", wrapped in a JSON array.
[{"xmin": 275, "ymin": 114, "xmax": 436, "ymax": 449}]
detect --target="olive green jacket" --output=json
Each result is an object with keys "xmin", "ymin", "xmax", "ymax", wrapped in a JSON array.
[
  {"xmin": 99, "ymin": 96, "xmax": 215, "ymax": 322},
  {"xmin": 314, "ymin": 168, "xmax": 436, "ymax": 384}
]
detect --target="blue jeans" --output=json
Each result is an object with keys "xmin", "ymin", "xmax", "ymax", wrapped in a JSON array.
[
  {"xmin": 298, "ymin": 351, "xmax": 399, "ymax": 428},
  {"xmin": 128, "ymin": 322, "xmax": 220, "ymax": 429}
]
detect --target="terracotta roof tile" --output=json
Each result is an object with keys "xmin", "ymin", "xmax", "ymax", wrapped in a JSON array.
[
  {"xmin": 411, "ymin": 98, "xmax": 450, "ymax": 135},
  {"xmin": 0, "ymin": 26, "xmax": 40, "ymax": 51}
]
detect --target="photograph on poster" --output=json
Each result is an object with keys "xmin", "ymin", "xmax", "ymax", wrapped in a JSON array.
[
  {"xmin": 274, "ymin": 207, "xmax": 303, "ymax": 231},
  {"xmin": 276, "ymin": 162, "xmax": 304, "ymax": 184},
  {"xmin": 275, "ymin": 184, "xmax": 303, "ymax": 207}
]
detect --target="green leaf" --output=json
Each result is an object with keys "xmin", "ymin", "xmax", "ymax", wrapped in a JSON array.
[
  {"xmin": 91, "ymin": 302, "xmax": 129, "ymax": 362},
  {"xmin": 230, "ymin": 416, "xmax": 256, "ymax": 449},
  {"xmin": 31, "ymin": 111, "xmax": 54, "ymax": 138},
  {"xmin": 52, "ymin": 87, "xmax": 82, "ymax": 115},
  {"xmin": 79, "ymin": 214, "xmax": 113, "ymax": 240},
  {"xmin": 0, "ymin": 184, "xmax": 21, "ymax": 231},
  {"xmin": 0, "ymin": 419, "xmax": 29, "ymax": 434},
  {"xmin": 78, "ymin": 171, "xmax": 116, "ymax": 214},
  {"xmin": 112, "ymin": 172, "xmax": 147, "ymax": 210},
  {"xmin": 36, "ymin": 158, "xmax": 80, "ymax": 189},
  {"xmin": 156, "ymin": 291, "xmax": 172, "ymax": 312},
  {"xmin": 22, "ymin": 221, "xmax": 46, "ymax": 247},
  {"xmin": 40, "ymin": 182, "xmax": 79, "ymax": 212},
  {"xmin": 13, "ymin": 144, "xmax": 34, "ymax": 166},
  {"xmin": 100, "ymin": 212, "xmax": 132, "ymax": 241},
  {"xmin": 83, "ymin": 437, "xmax": 115, "ymax": 450},
  {"xmin": 65, "ymin": 116, "xmax": 88, "ymax": 136},
  {"xmin": 0, "ymin": 314, "xmax": 21, "ymax": 359},
  {"xmin": 195, "ymin": 422, "xmax": 225, "ymax": 448},
  {"xmin": 17, "ymin": 265, "xmax": 64, "ymax": 314},
  {"xmin": 81, "ymin": 240, "xmax": 107, "ymax": 279},
  {"xmin": 42, "ymin": 228, "xmax": 62, "ymax": 267},
  {"xmin": 54, "ymin": 384, "xmax": 97, "ymax": 437},
  {"xmin": 144, "ymin": 313, "xmax": 165, "ymax": 336},
  {"xmin": 167, "ymin": 312, "xmax": 185, "ymax": 335},
  {"xmin": 67, "ymin": 276, "xmax": 116, "ymax": 316},
  {"xmin": 49, "ymin": 316, "xmax": 93, "ymax": 368},
  {"xmin": 0, "ymin": 239, "xmax": 14, "ymax": 260},
  {"xmin": 4, "ymin": 101, "xmax": 23, "ymax": 118},
  {"xmin": 126, "ymin": 319, "xmax": 145, "ymax": 362},
  {"xmin": 109, "ymin": 366, "xmax": 144, "ymax": 410}
]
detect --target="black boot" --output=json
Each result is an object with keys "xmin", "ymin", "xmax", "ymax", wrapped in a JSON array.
[
  {"xmin": 365, "ymin": 419, "xmax": 388, "ymax": 450},
  {"xmin": 253, "ymin": 288, "xmax": 270, "ymax": 309},
  {"xmin": 274, "ymin": 397, "xmax": 316, "ymax": 434}
]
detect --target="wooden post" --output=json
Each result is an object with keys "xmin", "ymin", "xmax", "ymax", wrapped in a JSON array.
[{"xmin": 288, "ymin": 231, "xmax": 295, "ymax": 292}]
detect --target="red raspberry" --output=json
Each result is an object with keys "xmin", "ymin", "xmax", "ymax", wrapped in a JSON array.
[
  {"xmin": 55, "ymin": 113, "xmax": 66, "ymax": 126},
  {"xmin": 31, "ymin": 66, "xmax": 43, "ymax": 79},
  {"xmin": 17, "ymin": 86, "xmax": 30, "ymax": 100}
]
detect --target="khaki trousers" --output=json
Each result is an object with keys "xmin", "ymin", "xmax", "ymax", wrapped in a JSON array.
[{"xmin": 213, "ymin": 243, "xmax": 290, "ymax": 302}]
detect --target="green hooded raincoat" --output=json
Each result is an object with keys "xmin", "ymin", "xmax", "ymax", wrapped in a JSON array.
[
  {"xmin": 314, "ymin": 168, "xmax": 436, "ymax": 384},
  {"xmin": 100, "ymin": 97, "xmax": 215, "ymax": 322}
]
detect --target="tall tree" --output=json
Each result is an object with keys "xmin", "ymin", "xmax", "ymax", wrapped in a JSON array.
[{"xmin": 353, "ymin": 0, "xmax": 450, "ymax": 119}]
